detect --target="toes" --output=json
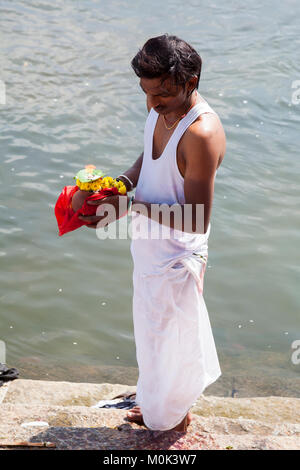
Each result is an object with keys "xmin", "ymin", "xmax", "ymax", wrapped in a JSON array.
[
  {"xmin": 129, "ymin": 406, "xmax": 141, "ymax": 413},
  {"xmin": 127, "ymin": 407, "xmax": 144, "ymax": 423},
  {"xmin": 128, "ymin": 410, "xmax": 142, "ymax": 417}
]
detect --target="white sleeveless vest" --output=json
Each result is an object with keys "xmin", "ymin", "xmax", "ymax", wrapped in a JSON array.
[{"xmin": 130, "ymin": 96, "xmax": 218, "ymax": 275}]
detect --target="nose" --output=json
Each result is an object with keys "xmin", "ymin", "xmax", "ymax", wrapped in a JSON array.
[{"xmin": 147, "ymin": 95, "xmax": 161, "ymax": 109}]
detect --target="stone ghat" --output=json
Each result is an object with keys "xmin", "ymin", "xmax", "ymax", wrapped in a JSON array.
[{"xmin": 0, "ymin": 379, "xmax": 300, "ymax": 450}]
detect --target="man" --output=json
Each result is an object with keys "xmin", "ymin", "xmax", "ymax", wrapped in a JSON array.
[{"xmin": 79, "ymin": 34, "xmax": 226, "ymax": 432}]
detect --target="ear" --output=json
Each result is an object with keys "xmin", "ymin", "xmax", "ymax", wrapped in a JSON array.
[{"xmin": 186, "ymin": 76, "xmax": 198, "ymax": 95}]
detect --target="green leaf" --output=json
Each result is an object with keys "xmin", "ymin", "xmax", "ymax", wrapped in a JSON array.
[{"xmin": 75, "ymin": 168, "xmax": 105, "ymax": 183}]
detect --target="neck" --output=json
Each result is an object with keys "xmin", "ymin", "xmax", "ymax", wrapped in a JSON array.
[{"xmin": 164, "ymin": 90, "xmax": 198, "ymax": 123}]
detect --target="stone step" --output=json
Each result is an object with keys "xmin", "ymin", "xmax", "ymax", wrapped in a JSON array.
[
  {"xmin": 197, "ymin": 434, "xmax": 300, "ymax": 450},
  {"xmin": 2, "ymin": 379, "xmax": 300, "ymax": 427},
  {"xmin": 1, "ymin": 402, "xmax": 300, "ymax": 436},
  {"xmin": 0, "ymin": 404, "xmax": 300, "ymax": 450},
  {"xmin": 1, "ymin": 379, "xmax": 136, "ymax": 407},
  {"xmin": 1, "ymin": 379, "xmax": 300, "ymax": 450}
]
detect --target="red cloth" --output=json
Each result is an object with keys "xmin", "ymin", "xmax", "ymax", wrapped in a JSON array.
[{"xmin": 54, "ymin": 185, "xmax": 121, "ymax": 236}]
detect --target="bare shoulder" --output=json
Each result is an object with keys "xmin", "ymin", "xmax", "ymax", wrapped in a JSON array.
[
  {"xmin": 187, "ymin": 111, "xmax": 225, "ymax": 143},
  {"xmin": 182, "ymin": 111, "xmax": 226, "ymax": 168}
]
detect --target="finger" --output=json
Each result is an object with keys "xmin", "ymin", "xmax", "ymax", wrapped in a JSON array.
[
  {"xmin": 78, "ymin": 215, "xmax": 102, "ymax": 223},
  {"xmin": 87, "ymin": 196, "xmax": 110, "ymax": 205}
]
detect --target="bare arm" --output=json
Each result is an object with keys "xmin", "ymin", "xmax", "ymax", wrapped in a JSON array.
[
  {"xmin": 182, "ymin": 127, "xmax": 218, "ymax": 234},
  {"xmin": 118, "ymin": 152, "xmax": 143, "ymax": 191}
]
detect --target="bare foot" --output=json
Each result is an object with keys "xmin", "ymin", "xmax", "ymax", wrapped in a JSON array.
[
  {"xmin": 127, "ymin": 406, "xmax": 193, "ymax": 431},
  {"xmin": 127, "ymin": 406, "xmax": 144, "ymax": 425}
]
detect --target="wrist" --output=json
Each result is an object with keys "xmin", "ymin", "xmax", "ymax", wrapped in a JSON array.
[{"xmin": 116, "ymin": 174, "xmax": 134, "ymax": 192}]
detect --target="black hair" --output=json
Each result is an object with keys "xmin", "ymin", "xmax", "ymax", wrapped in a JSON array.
[{"xmin": 131, "ymin": 34, "xmax": 202, "ymax": 92}]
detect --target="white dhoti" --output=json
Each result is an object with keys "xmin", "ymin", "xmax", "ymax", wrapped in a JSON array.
[{"xmin": 132, "ymin": 253, "xmax": 222, "ymax": 431}]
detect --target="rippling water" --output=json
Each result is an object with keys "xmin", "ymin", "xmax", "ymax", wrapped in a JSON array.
[{"xmin": 1, "ymin": 0, "xmax": 300, "ymax": 393}]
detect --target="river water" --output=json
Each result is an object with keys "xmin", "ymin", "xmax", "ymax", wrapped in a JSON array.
[{"xmin": 0, "ymin": 0, "xmax": 300, "ymax": 395}]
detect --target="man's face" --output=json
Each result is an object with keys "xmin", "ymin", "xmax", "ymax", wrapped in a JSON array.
[{"xmin": 139, "ymin": 76, "xmax": 191, "ymax": 115}]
